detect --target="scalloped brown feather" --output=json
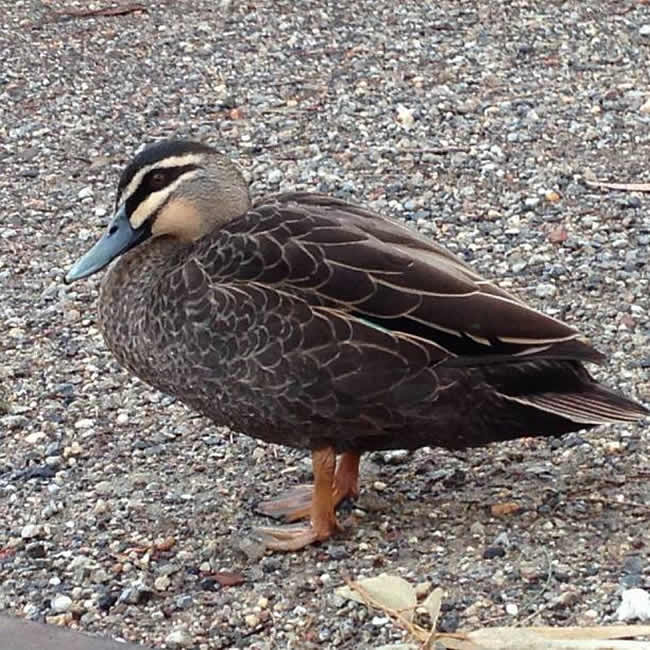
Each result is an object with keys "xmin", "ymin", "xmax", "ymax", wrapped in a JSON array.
[{"xmin": 98, "ymin": 191, "xmax": 647, "ymax": 454}]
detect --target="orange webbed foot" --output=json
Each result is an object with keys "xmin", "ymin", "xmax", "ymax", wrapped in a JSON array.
[
  {"xmin": 256, "ymin": 484, "xmax": 313, "ymax": 522},
  {"xmin": 255, "ymin": 448, "xmax": 359, "ymax": 551}
]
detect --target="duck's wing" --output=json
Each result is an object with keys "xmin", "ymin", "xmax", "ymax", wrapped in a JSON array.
[{"xmin": 196, "ymin": 192, "xmax": 603, "ymax": 366}]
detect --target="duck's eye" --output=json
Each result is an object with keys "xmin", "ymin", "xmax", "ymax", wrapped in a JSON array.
[{"xmin": 149, "ymin": 171, "xmax": 167, "ymax": 191}]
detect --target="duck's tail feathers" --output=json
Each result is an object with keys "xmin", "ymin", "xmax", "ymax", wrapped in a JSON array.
[{"xmin": 500, "ymin": 385, "xmax": 648, "ymax": 425}]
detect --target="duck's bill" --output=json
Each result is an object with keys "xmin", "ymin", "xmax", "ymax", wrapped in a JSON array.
[{"xmin": 64, "ymin": 206, "xmax": 147, "ymax": 283}]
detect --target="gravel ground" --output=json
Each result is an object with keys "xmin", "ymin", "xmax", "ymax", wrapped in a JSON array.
[{"xmin": 1, "ymin": 1, "xmax": 649, "ymax": 648}]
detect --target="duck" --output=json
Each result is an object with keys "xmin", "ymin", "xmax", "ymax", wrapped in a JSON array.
[{"xmin": 65, "ymin": 139, "xmax": 648, "ymax": 551}]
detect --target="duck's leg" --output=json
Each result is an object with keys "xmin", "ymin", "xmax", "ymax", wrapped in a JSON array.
[
  {"xmin": 256, "ymin": 446, "xmax": 342, "ymax": 551},
  {"xmin": 256, "ymin": 451, "xmax": 361, "ymax": 522},
  {"xmin": 333, "ymin": 451, "xmax": 361, "ymax": 502}
]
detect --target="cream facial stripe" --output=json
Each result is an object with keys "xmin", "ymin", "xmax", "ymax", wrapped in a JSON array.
[
  {"xmin": 129, "ymin": 169, "xmax": 200, "ymax": 229},
  {"xmin": 117, "ymin": 152, "xmax": 207, "ymax": 207}
]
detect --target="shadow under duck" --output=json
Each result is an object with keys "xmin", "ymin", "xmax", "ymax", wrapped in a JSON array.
[{"xmin": 65, "ymin": 139, "xmax": 648, "ymax": 551}]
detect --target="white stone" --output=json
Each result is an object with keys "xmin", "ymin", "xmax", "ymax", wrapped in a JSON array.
[
  {"xmin": 21, "ymin": 524, "xmax": 40, "ymax": 539},
  {"xmin": 77, "ymin": 186, "xmax": 94, "ymax": 200},
  {"xmin": 535, "ymin": 283, "xmax": 557, "ymax": 299},
  {"xmin": 396, "ymin": 105, "xmax": 415, "ymax": 130},
  {"xmin": 244, "ymin": 614, "xmax": 259, "ymax": 627},
  {"xmin": 51, "ymin": 594, "xmax": 72, "ymax": 612},
  {"xmin": 382, "ymin": 449, "xmax": 410, "ymax": 464},
  {"xmin": 166, "ymin": 626, "xmax": 193, "ymax": 648},
  {"xmin": 95, "ymin": 481, "xmax": 112, "ymax": 495},
  {"xmin": 617, "ymin": 588, "xmax": 650, "ymax": 622},
  {"xmin": 505, "ymin": 602, "xmax": 518, "ymax": 616},
  {"xmin": 68, "ymin": 555, "xmax": 90, "ymax": 570},
  {"xmin": 267, "ymin": 168, "xmax": 282, "ymax": 184}
]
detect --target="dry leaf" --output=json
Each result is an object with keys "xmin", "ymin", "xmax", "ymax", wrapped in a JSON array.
[
  {"xmin": 528, "ymin": 624, "xmax": 650, "ymax": 640},
  {"xmin": 490, "ymin": 502, "xmax": 520, "ymax": 516},
  {"xmin": 436, "ymin": 637, "xmax": 483, "ymax": 650},
  {"xmin": 336, "ymin": 574, "xmax": 417, "ymax": 622},
  {"xmin": 584, "ymin": 179, "xmax": 650, "ymax": 192},
  {"xmin": 422, "ymin": 587, "xmax": 444, "ymax": 650},
  {"xmin": 332, "ymin": 573, "xmax": 650, "ymax": 650},
  {"xmin": 457, "ymin": 625, "xmax": 650, "ymax": 649},
  {"xmin": 421, "ymin": 587, "xmax": 443, "ymax": 624}
]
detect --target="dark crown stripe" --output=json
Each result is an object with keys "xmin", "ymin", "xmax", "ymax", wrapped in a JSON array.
[{"xmin": 118, "ymin": 139, "xmax": 215, "ymax": 196}]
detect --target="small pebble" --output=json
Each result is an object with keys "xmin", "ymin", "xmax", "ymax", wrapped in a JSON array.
[
  {"xmin": 483, "ymin": 546, "xmax": 506, "ymax": 559},
  {"xmin": 245, "ymin": 613, "xmax": 260, "ymax": 627},
  {"xmin": 552, "ymin": 590, "xmax": 579, "ymax": 609},
  {"xmin": 505, "ymin": 603, "xmax": 518, "ymax": 616},
  {"xmin": 175, "ymin": 595, "xmax": 193, "ymax": 610},
  {"xmin": 25, "ymin": 542, "xmax": 46, "ymax": 558},
  {"xmin": 51, "ymin": 594, "xmax": 72, "ymax": 613},
  {"xmin": 238, "ymin": 537, "xmax": 266, "ymax": 562},
  {"xmin": 535, "ymin": 283, "xmax": 557, "ymax": 298},
  {"xmin": 267, "ymin": 168, "xmax": 282, "ymax": 184},
  {"xmin": 381, "ymin": 449, "xmax": 410, "ymax": 464},
  {"xmin": 469, "ymin": 521, "xmax": 485, "ymax": 537},
  {"xmin": 415, "ymin": 581, "xmax": 432, "ymax": 599},
  {"xmin": 21, "ymin": 524, "xmax": 41, "ymax": 539},
  {"xmin": 166, "ymin": 626, "xmax": 193, "ymax": 648}
]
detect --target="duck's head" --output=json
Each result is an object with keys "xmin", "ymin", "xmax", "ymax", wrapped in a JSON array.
[{"xmin": 64, "ymin": 139, "xmax": 250, "ymax": 283}]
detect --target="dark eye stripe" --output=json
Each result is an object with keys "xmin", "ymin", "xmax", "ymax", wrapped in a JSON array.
[{"xmin": 124, "ymin": 164, "xmax": 199, "ymax": 220}]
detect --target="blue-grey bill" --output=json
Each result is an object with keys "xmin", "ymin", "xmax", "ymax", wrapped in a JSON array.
[{"xmin": 64, "ymin": 206, "xmax": 144, "ymax": 283}]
